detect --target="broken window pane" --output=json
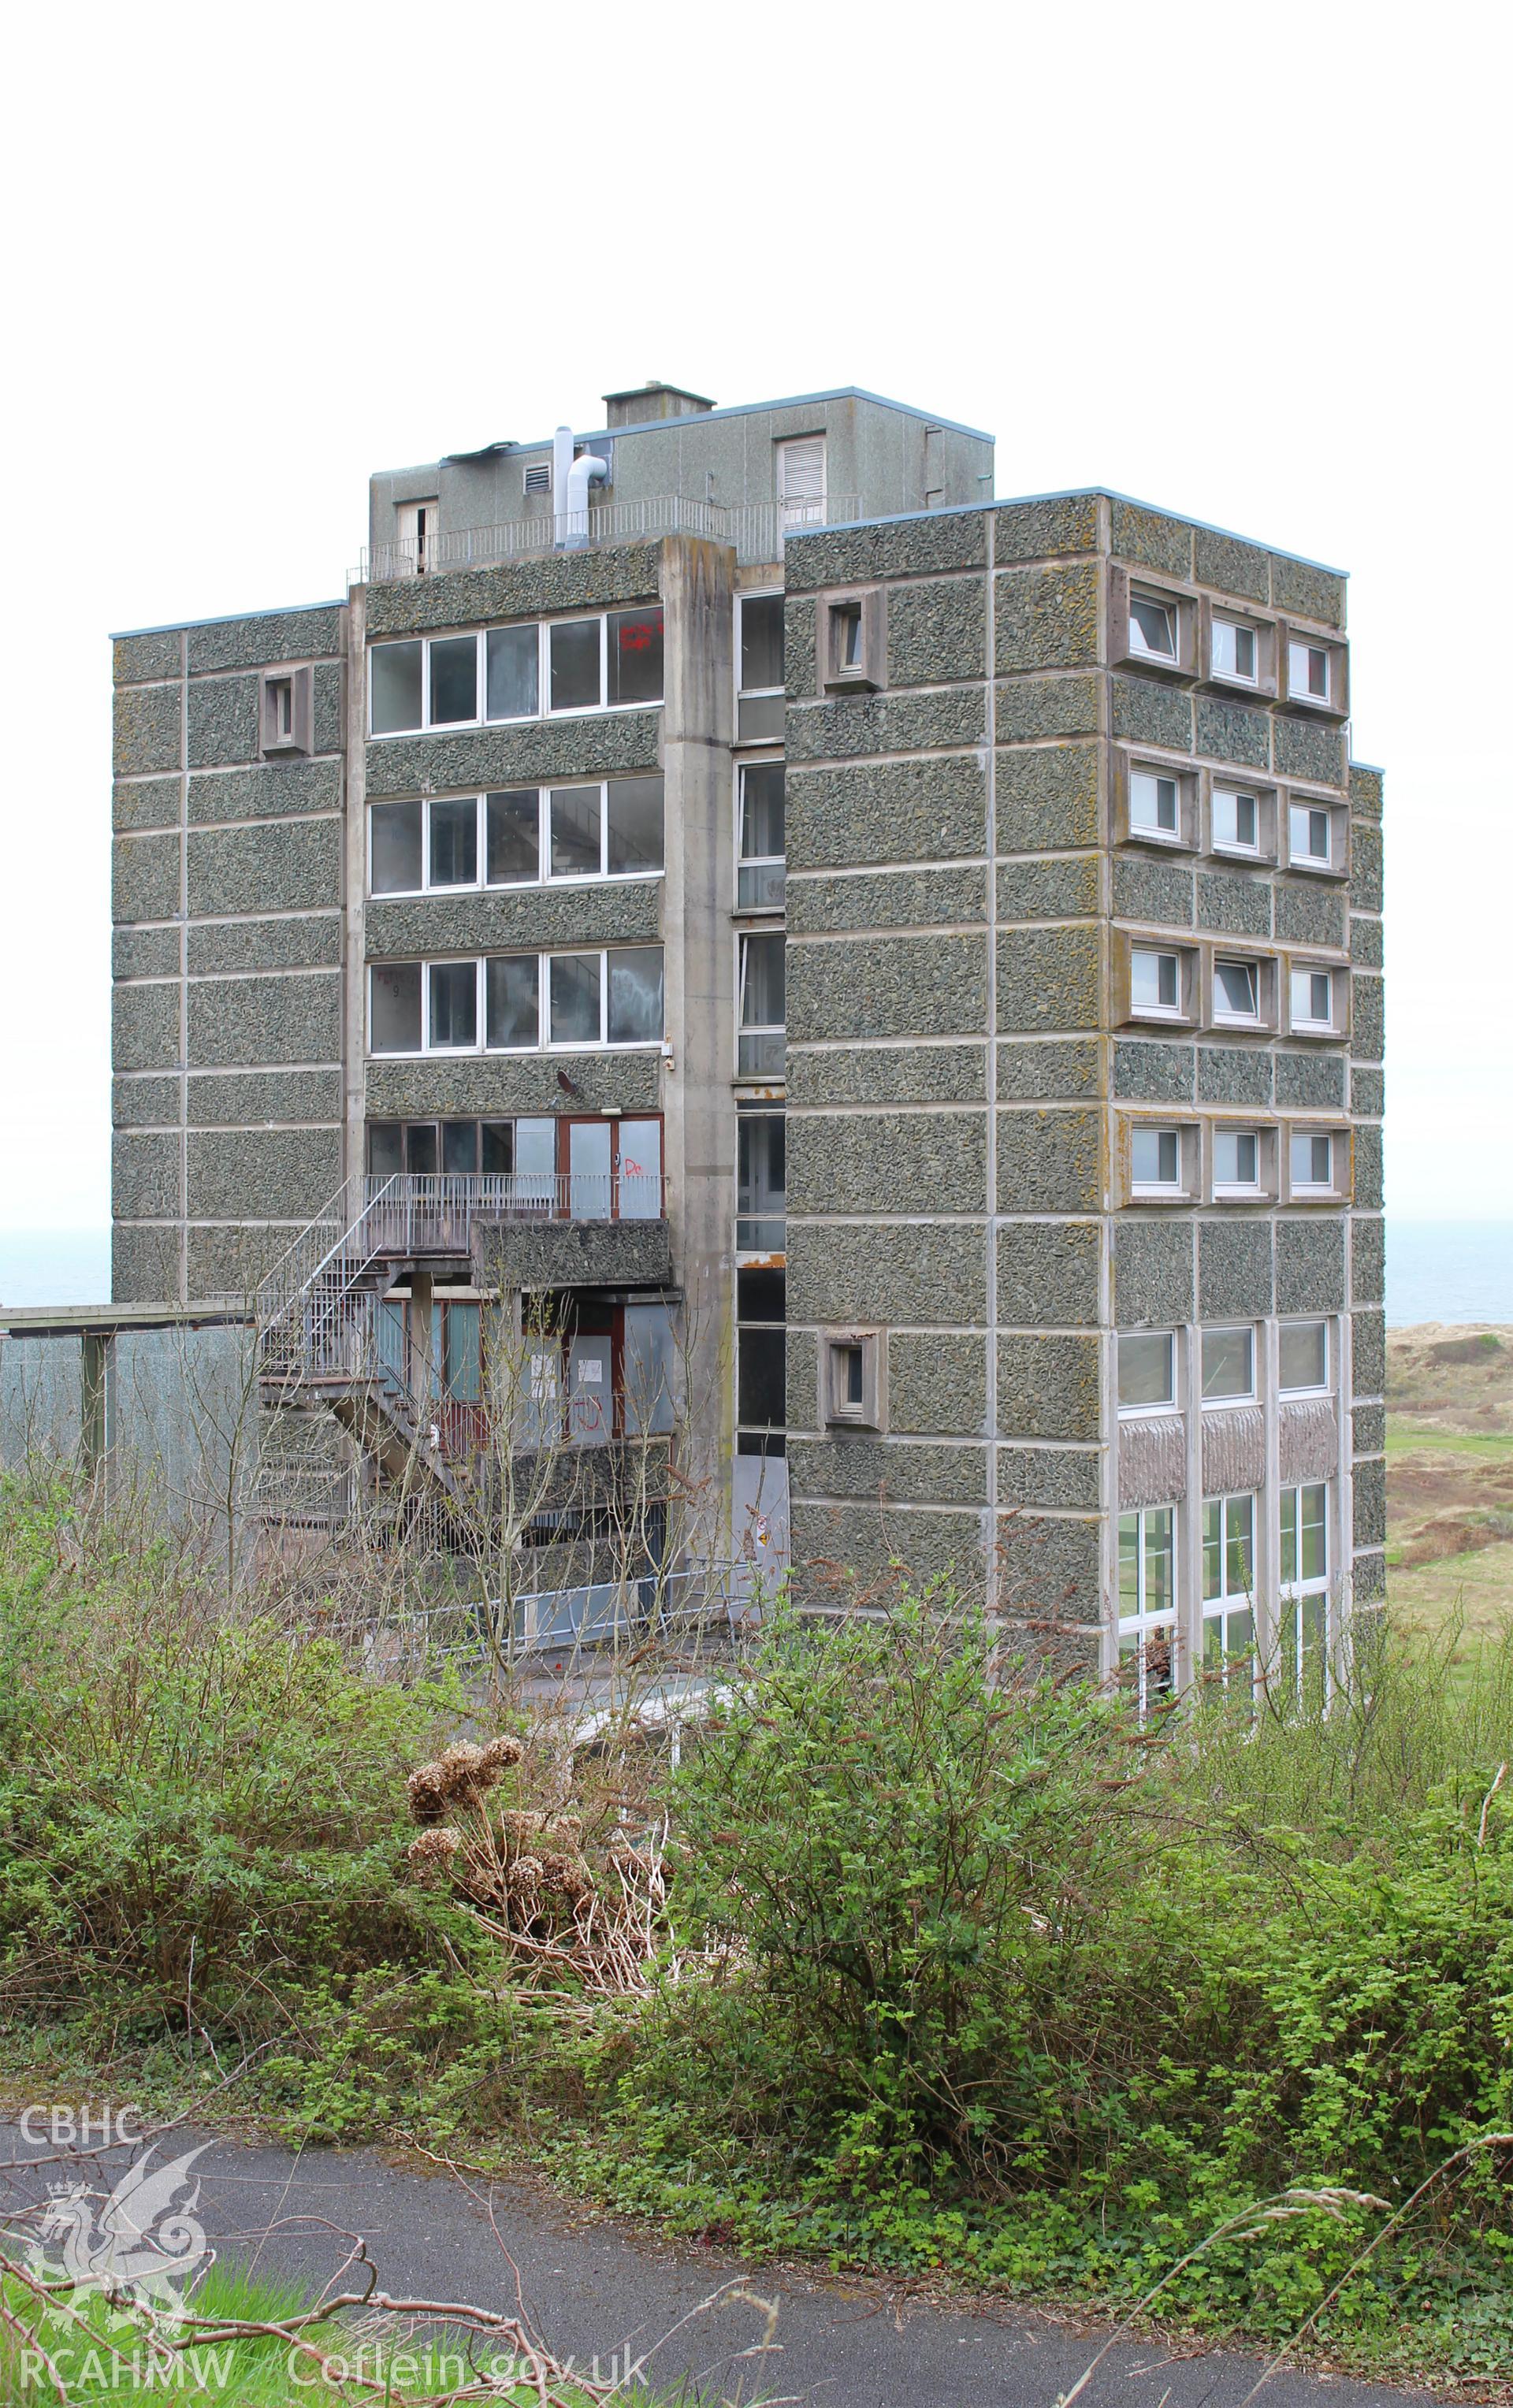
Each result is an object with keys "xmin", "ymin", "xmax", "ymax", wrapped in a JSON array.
[
  {"xmin": 429, "ymin": 797, "xmax": 478, "ymax": 887},
  {"xmin": 741, "ymin": 593, "xmax": 784, "ymax": 692},
  {"xmin": 485, "ymin": 622, "xmax": 539, "ymax": 720},
  {"xmin": 370, "ymin": 963, "xmax": 422, "ymax": 1053},
  {"xmin": 485, "ymin": 954, "xmax": 539, "ymax": 1049},
  {"xmin": 738, "ymin": 1327, "xmax": 786, "ymax": 1427},
  {"xmin": 370, "ymin": 799, "xmax": 422, "ymax": 894},
  {"xmin": 608, "ymin": 947, "xmax": 664, "ymax": 1043},
  {"xmin": 549, "ymin": 952, "xmax": 601, "ymax": 1045},
  {"xmin": 549, "ymin": 619, "xmax": 601, "ymax": 711},
  {"xmin": 486, "ymin": 789, "xmax": 540, "ymax": 884},
  {"xmin": 429, "ymin": 635, "xmax": 478, "ymax": 724},
  {"xmin": 607, "ymin": 606, "xmax": 664, "ymax": 704},
  {"xmin": 606, "ymin": 778, "xmax": 664, "ymax": 874},
  {"xmin": 370, "ymin": 641, "xmax": 422, "ymax": 734},
  {"xmin": 550, "ymin": 785, "xmax": 602, "ymax": 878},
  {"xmin": 429, "ymin": 961, "xmax": 478, "ymax": 1049}
]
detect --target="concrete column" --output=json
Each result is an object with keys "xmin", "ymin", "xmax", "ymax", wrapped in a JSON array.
[
  {"xmin": 342, "ymin": 589, "xmax": 367, "ymax": 1191},
  {"xmin": 659, "ymin": 535, "xmax": 737, "ymax": 1554}
]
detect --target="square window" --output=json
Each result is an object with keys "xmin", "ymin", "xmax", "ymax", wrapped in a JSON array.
[
  {"xmin": 1132, "ymin": 947, "xmax": 1180, "ymax": 1014},
  {"xmin": 1118, "ymin": 1328, "xmax": 1175, "ymax": 1410},
  {"xmin": 606, "ymin": 777, "xmax": 664, "ymax": 875},
  {"xmin": 1280, "ymin": 1319, "xmax": 1329, "ymax": 1392},
  {"xmin": 1289, "ymin": 801, "xmax": 1333, "ymax": 866},
  {"xmin": 370, "ymin": 641, "xmax": 422, "ymax": 735},
  {"xmin": 1288, "ymin": 640, "xmax": 1331, "ymax": 703},
  {"xmin": 1214, "ymin": 1128, "xmax": 1260, "ymax": 1190},
  {"xmin": 1291, "ymin": 1129, "xmax": 1334, "ymax": 1191},
  {"xmin": 1202, "ymin": 1325, "xmax": 1255, "ymax": 1401},
  {"xmin": 428, "ymin": 797, "xmax": 478, "ymax": 888},
  {"xmin": 370, "ymin": 963, "xmax": 422, "ymax": 1054},
  {"xmin": 486, "ymin": 789, "xmax": 541, "ymax": 885},
  {"xmin": 428, "ymin": 961, "xmax": 478, "ymax": 1050},
  {"xmin": 485, "ymin": 623, "xmax": 540, "ymax": 722},
  {"xmin": 370, "ymin": 798, "xmax": 422, "ymax": 895},
  {"xmin": 607, "ymin": 946, "xmax": 664, "ymax": 1044},
  {"xmin": 1130, "ymin": 769, "xmax": 1180, "ymax": 836},
  {"xmin": 548, "ymin": 952, "xmax": 601, "ymax": 1046},
  {"xmin": 607, "ymin": 607, "xmax": 664, "ymax": 705},
  {"xmin": 1291, "ymin": 967, "xmax": 1333, "ymax": 1027},
  {"xmin": 485, "ymin": 955, "xmax": 539, "ymax": 1050},
  {"xmin": 429, "ymin": 635, "xmax": 479, "ymax": 725},
  {"xmin": 1132, "ymin": 1125, "xmax": 1181, "ymax": 1190},
  {"xmin": 1129, "ymin": 594, "xmax": 1177, "ymax": 659},
  {"xmin": 1213, "ymin": 787, "xmax": 1259, "ymax": 853},
  {"xmin": 549, "ymin": 785, "xmax": 603, "ymax": 878},
  {"xmin": 1214, "ymin": 957, "xmax": 1260, "ymax": 1020},
  {"xmin": 549, "ymin": 619, "xmax": 603, "ymax": 712},
  {"xmin": 1212, "ymin": 619, "xmax": 1258, "ymax": 683}
]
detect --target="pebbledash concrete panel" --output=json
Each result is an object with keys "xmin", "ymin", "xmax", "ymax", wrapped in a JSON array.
[
  {"xmin": 786, "ymin": 1043, "xmax": 987, "ymax": 1108},
  {"xmin": 186, "ymin": 819, "xmax": 341, "ymax": 919},
  {"xmin": 364, "ymin": 714, "xmax": 663, "ymax": 797},
  {"xmin": 363, "ymin": 1053, "xmax": 662, "ymax": 1118},
  {"xmin": 363, "ymin": 546, "xmax": 663, "ymax": 638},
  {"xmin": 185, "ymin": 608, "xmax": 343, "ymax": 674},
  {"xmin": 786, "ymin": 1110, "xmax": 989, "ymax": 1217},
  {"xmin": 365, "ymin": 881, "xmax": 661, "ymax": 960},
  {"xmin": 785, "ymin": 688, "xmax": 985, "ymax": 760},
  {"xmin": 471, "ymin": 1215, "xmax": 672, "ymax": 1294}
]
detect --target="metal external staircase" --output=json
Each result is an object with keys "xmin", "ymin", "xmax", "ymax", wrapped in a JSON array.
[{"xmin": 255, "ymin": 1175, "xmax": 472, "ymax": 1518}]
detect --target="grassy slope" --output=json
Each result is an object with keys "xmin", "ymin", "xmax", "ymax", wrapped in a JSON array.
[{"xmin": 1387, "ymin": 1324, "xmax": 1513, "ymax": 1645}]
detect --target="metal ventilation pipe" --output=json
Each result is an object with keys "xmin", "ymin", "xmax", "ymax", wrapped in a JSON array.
[{"xmin": 563, "ymin": 450, "xmax": 608, "ymax": 550}]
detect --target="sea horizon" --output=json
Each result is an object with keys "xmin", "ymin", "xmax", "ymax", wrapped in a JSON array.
[{"xmin": 1, "ymin": 1220, "xmax": 1508, "ymax": 1330}]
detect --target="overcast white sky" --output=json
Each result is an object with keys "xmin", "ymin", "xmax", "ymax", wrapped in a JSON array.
[{"xmin": 0, "ymin": 0, "xmax": 1506, "ymax": 1237}]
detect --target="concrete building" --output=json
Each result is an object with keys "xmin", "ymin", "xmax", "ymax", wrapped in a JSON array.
[{"xmin": 104, "ymin": 377, "xmax": 1385, "ymax": 1691}]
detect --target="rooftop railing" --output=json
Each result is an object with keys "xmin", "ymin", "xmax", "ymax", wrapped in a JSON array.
[{"xmin": 356, "ymin": 494, "xmax": 864, "ymax": 583}]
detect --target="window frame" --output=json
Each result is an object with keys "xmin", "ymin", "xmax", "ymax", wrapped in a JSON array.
[
  {"xmin": 1210, "ymin": 952, "xmax": 1266, "ymax": 1029},
  {"xmin": 1211, "ymin": 1123, "xmax": 1266, "ymax": 1199},
  {"xmin": 737, "ymin": 927, "xmax": 786, "ymax": 1079},
  {"xmin": 1286, "ymin": 636, "xmax": 1334, "ymax": 710},
  {"xmin": 823, "ymin": 1327, "xmax": 886, "ymax": 1430},
  {"xmin": 367, "ymin": 782, "xmax": 666, "ymax": 898},
  {"xmin": 1287, "ymin": 960, "xmax": 1338, "ymax": 1037},
  {"xmin": 735, "ymin": 756, "xmax": 786, "ymax": 915},
  {"xmin": 1278, "ymin": 1317, "xmax": 1331, "ymax": 1396},
  {"xmin": 1128, "ymin": 1120, "xmax": 1191, "ymax": 1202},
  {"xmin": 734, "ymin": 588, "xmax": 786, "ymax": 745},
  {"xmin": 1200, "ymin": 1323, "xmax": 1256, "ymax": 1405},
  {"xmin": 1117, "ymin": 1328, "xmax": 1178, "ymax": 1415},
  {"xmin": 1209, "ymin": 779, "xmax": 1271, "ymax": 861},
  {"xmin": 1284, "ymin": 793, "xmax": 1347, "ymax": 877},
  {"xmin": 1287, "ymin": 1124, "xmax": 1342, "ymax": 1200},
  {"xmin": 366, "ymin": 604, "xmax": 667, "ymax": 739},
  {"xmin": 366, "ymin": 946, "xmax": 665, "ymax": 1058},
  {"xmin": 1202, "ymin": 1490, "xmax": 1258, "ymax": 1693},
  {"xmin": 1208, "ymin": 613, "xmax": 1262, "ymax": 690},
  {"xmin": 1117, "ymin": 1505, "xmax": 1177, "ymax": 1717}
]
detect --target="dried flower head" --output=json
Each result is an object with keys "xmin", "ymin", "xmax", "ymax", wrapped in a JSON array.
[
  {"xmin": 539, "ymin": 1850, "xmax": 595, "ymax": 1904},
  {"xmin": 406, "ymin": 1764, "xmax": 448, "ymax": 1825},
  {"xmin": 406, "ymin": 1826, "xmax": 463, "ymax": 1883},
  {"xmin": 479, "ymin": 1734, "xmax": 523, "ymax": 1776},
  {"xmin": 435, "ymin": 1741, "xmax": 486, "ymax": 1800},
  {"xmin": 500, "ymin": 1809, "xmax": 546, "ymax": 1852},
  {"xmin": 507, "ymin": 1855, "xmax": 544, "ymax": 1893}
]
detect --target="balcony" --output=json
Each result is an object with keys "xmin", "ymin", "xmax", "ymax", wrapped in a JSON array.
[{"xmin": 356, "ymin": 495, "xmax": 864, "ymax": 583}]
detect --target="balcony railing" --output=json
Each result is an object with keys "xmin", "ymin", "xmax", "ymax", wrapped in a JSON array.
[
  {"xmin": 362, "ymin": 1170, "xmax": 664, "ymax": 1251},
  {"xmin": 356, "ymin": 494, "xmax": 864, "ymax": 583}
]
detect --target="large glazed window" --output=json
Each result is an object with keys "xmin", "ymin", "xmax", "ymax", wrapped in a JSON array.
[
  {"xmin": 369, "ymin": 782, "xmax": 664, "ymax": 895},
  {"xmin": 1202, "ymin": 1492, "xmax": 1256, "ymax": 1692},
  {"xmin": 369, "ymin": 947, "xmax": 663, "ymax": 1055},
  {"xmin": 369, "ymin": 606, "xmax": 664, "ymax": 736}
]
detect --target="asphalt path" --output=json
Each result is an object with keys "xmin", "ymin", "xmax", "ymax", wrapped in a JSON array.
[{"xmin": 0, "ymin": 2121, "xmax": 1434, "ymax": 2408}]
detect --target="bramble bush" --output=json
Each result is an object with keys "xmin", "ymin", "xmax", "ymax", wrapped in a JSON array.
[{"xmin": 2, "ymin": 1480, "xmax": 1510, "ymax": 2373}]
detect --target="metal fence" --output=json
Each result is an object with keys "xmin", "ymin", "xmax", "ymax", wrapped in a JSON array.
[{"xmin": 357, "ymin": 495, "xmax": 864, "ymax": 582}]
